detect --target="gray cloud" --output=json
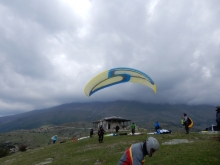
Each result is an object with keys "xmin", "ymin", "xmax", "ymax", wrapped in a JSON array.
[{"xmin": 0, "ymin": 0, "xmax": 220, "ymax": 116}]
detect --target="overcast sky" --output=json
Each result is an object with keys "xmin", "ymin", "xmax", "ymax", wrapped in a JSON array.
[{"xmin": 0, "ymin": 0, "xmax": 219, "ymax": 116}]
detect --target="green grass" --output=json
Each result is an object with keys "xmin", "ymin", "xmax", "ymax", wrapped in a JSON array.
[{"xmin": 0, "ymin": 132, "xmax": 220, "ymax": 165}]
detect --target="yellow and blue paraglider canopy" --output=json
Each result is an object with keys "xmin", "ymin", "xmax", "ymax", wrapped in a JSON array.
[{"xmin": 84, "ymin": 67, "xmax": 157, "ymax": 97}]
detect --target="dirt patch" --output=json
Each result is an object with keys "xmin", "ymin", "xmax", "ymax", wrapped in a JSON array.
[
  {"xmin": 3, "ymin": 159, "xmax": 16, "ymax": 165},
  {"xmin": 94, "ymin": 159, "xmax": 102, "ymax": 165},
  {"xmin": 162, "ymin": 139, "xmax": 194, "ymax": 145},
  {"xmin": 34, "ymin": 158, "xmax": 53, "ymax": 165}
]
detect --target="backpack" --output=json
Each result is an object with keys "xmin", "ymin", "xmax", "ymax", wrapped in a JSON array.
[
  {"xmin": 187, "ymin": 117, "xmax": 192, "ymax": 125},
  {"xmin": 187, "ymin": 117, "xmax": 194, "ymax": 128}
]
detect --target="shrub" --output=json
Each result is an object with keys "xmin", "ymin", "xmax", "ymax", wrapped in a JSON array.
[
  {"xmin": 0, "ymin": 148, "xmax": 10, "ymax": 158},
  {"xmin": 19, "ymin": 145, "xmax": 27, "ymax": 152}
]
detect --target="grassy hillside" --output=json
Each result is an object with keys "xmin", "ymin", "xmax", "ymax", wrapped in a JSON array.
[
  {"xmin": 0, "ymin": 122, "xmax": 92, "ymax": 149},
  {"xmin": 0, "ymin": 130, "xmax": 219, "ymax": 165}
]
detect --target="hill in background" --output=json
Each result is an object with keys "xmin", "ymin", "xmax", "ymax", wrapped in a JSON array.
[{"xmin": 0, "ymin": 101, "xmax": 216, "ymax": 133}]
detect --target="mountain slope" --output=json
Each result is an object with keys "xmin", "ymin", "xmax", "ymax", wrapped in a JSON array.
[{"xmin": 0, "ymin": 101, "xmax": 216, "ymax": 133}]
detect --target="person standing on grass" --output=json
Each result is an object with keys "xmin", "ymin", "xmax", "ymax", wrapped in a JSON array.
[
  {"xmin": 118, "ymin": 137, "xmax": 159, "ymax": 165},
  {"xmin": 116, "ymin": 125, "xmax": 120, "ymax": 133},
  {"xmin": 154, "ymin": 121, "xmax": 160, "ymax": 132},
  {"xmin": 183, "ymin": 113, "xmax": 190, "ymax": 134},
  {"xmin": 98, "ymin": 125, "xmax": 105, "ymax": 143},
  {"xmin": 90, "ymin": 128, "xmax": 94, "ymax": 138},
  {"xmin": 131, "ymin": 123, "xmax": 136, "ymax": 135},
  {"xmin": 52, "ymin": 135, "xmax": 57, "ymax": 144},
  {"xmin": 216, "ymin": 106, "xmax": 220, "ymax": 131}
]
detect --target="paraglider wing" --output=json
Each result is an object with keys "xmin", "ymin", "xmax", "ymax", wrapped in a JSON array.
[{"xmin": 84, "ymin": 67, "xmax": 157, "ymax": 97}]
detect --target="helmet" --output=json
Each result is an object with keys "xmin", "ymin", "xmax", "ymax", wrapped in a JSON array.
[{"xmin": 146, "ymin": 137, "xmax": 159, "ymax": 157}]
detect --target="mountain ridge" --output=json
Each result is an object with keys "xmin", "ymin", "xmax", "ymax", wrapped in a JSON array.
[{"xmin": 0, "ymin": 101, "xmax": 216, "ymax": 133}]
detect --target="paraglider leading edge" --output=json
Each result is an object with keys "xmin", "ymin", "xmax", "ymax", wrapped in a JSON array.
[{"xmin": 84, "ymin": 67, "xmax": 157, "ymax": 97}]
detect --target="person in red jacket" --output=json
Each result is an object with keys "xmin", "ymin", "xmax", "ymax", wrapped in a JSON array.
[{"xmin": 118, "ymin": 137, "xmax": 159, "ymax": 165}]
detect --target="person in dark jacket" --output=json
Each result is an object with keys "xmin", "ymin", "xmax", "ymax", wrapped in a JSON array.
[
  {"xmin": 216, "ymin": 106, "xmax": 220, "ymax": 131},
  {"xmin": 90, "ymin": 128, "xmax": 94, "ymax": 138},
  {"xmin": 118, "ymin": 137, "xmax": 159, "ymax": 165},
  {"xmin": 98, "ymin": 125, "xmax": 105, "ymax": 143},
  {"xmin": 116, "ymin": 125, "xmax": 120, "ymax": 133}
]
